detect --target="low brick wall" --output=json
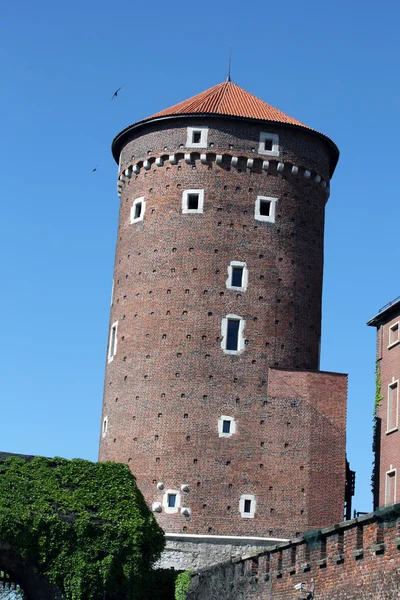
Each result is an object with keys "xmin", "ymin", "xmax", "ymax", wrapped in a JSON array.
[{"xmin": 186, "ymin": 505, "xmax": 400, "ymax": 599}]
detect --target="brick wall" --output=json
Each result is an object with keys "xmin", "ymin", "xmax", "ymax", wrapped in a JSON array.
[{"xmin": 186, "ymin": 505, "xmax": 400, "ymax": 599}]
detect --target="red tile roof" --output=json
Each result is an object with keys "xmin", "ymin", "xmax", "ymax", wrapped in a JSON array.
[{"xmin": 145, "ymin": 81, "xmax": 311, "ymax": 130}]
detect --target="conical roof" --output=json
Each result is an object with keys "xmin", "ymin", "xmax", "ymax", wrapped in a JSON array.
[
  {"xmin": 112, "ymin": 81, "xmax": 339, "ymax": 173},
  {"xmin": 147, "ymin": 81, "xmax": 311, "ymax": 129}
]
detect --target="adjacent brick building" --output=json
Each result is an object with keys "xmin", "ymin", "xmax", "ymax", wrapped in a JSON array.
[
  {"xmin": 98, "ymin": 80, "xmax": 349, "ymax": 551},
  {"xmin": 368, "ymin": 296, "xmax": 400, "ymax": 509}
]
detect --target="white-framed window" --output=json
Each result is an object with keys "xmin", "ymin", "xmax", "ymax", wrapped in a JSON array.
[
  {"xmin": 186, "ymin": 126, "xmax": 208, "ymax": 148},
  {"xmin": 108, "ymin": 321, "xmax": 118, "ymax": 363},
  {"xmin": 239, "ymin": 494, "xmax": 256, "ymax": 518},
  {"xmin": 130, "ymin": 197, "xmax": 146, "ymax": 224},
  {"xmin": 385, "ymin": 468, "xmax": 396, "ymax": 506},
  {"xmin": 182, "ymin": 189, "xmax": 204, "ymax": 214},
  {"xmin": 387, "ymin": 380, "xmax": 399, "ymax": 432},
  {"xmin": 258, "ymin": 132, "xmax": 279, "ymax": 156},
  {"xmin": 218, "ymin": 415, "xmax": 237, "ymax": 438},
  {"xmin": 226, "ymin": 261, "xmax": 248, "ymax": 292},
  {"xmin": 102, "ymin": 416, "xmax": 108, "ymax": 437},
  {"xmin": 255, "ymin": 196, "xmax": 278, "ymax": 223},
  {"xmin": 221, "ymin": 314, "xmax": 245, "ymax": 355},
  {"xmin": 388, "ymin": 322, "xmax": 399, "ymax": 348},
  {"xmin": 162, "ymin": 489, "xmax": 181, "ymax": 514}
]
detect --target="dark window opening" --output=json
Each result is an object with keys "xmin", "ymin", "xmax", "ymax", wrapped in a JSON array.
[
  {"xmin": 259, "ymin": 199, "xmax": 271, "ymax": 216},
  {"xmin": 187, "ymin": 193, "xmax": 199, "ymax": 210},
  {"xmin": 168, "ymin": 494, "xmax": 177, "ymax": 508},
  {"xmin": 244, "ymin": 499, "xmax": 252, "ymax": 513},
  {"xmin": 226, "ymin": 319, "xmax": 240, "ymax": 351},
  {"xmin": 231, "ymin": 266, "xmax": 243, "ymax": 288},
  {"xmin": 192, "ymin": 131, "xmax": 202, "ymax": 144},
  {"xmin": 134, "ymin": 202, "xmax": 142, "ymax": 219},
  {"xmin": 222, "ymin": 420, "xmax": 231, "ymax": 434},
  {"xmin": 264, "ymin": 138, "xmax": 273, "ymax": 151},
  {"xmin": 109, "ymin": 326, "xmax": 117, "ymax": 356}
]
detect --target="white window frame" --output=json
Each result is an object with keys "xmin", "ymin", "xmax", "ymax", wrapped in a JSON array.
[
  {"xmin": 388, "ymin": 321, "xmax": 400, "ymax": 348},
  {"xmin": 182, "ymin": 189, "xmax": 204, "ymax": 214},
  {"xmin": 186, "ymin": 126, "xmax": 208, "ymax": 149},
  {"xmin": 102, "ymin": 416, "xmax": 108, "ymax": 437},
  {"xmin": 385, "ymin": 468, "xmax": 397, "ymax": 506},
  {"xmin": 221, "ymin": 314, "xmax": 246, "ymax": 355},
  {"xmin": 108, "ymin": 321, "xmax": 118, "ymax": 363},
  {"xmin": 130, "ymin": 197, "xmax": 146, "ymax": 224},
  {"xmin": 162, "ymin": 489, "xmax": 181, "ymax": 514},
  {"xmin": 218, "ymin": 415, "xmax": 237, "ymax": 438},
  {"xmin": 258, "ymin": 132, "xmax": 279, "ymax": 156},
  {"xmin": 387, "ymin": 380, "xmax": 399, "ymax": 433},
  {"xmin": 239, "ymin": 494, "xmax": 256, "ymax": 518},
  {"xmin": 226, "ymin": 261, "xmax": 248, "ymax": 292},
  {"xmin": 255, "ymin": 196, "xmax": 278, "ymax": 223}
]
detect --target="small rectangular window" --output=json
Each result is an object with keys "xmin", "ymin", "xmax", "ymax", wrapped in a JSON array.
[
  {"xmin": 192, "ymin": 131, "xmax": 202, "ymax": 144},
  {"xmin": 231, "ymin": 267, "xmax": 243, "ymax": 288},
  {"xmin": 244, "ymin": 499, "xmax": 252, "ymax": 513},
  {"xmin": 389, "ymin": 322, "xmax": 399, "ymax": 346},
  {"xmin": 259, "ymin": 199, "xmax": 271, "ymax": 216},
  {"xmin": 187, "ymin": 193, "xmax": 199, "ymax": 210},
  {"xmin": 387, "ymin": 381, "xmax": 398, "ymax": 431},
  {"xmin": 134, "ymin": 202, "xmax": 142, "ymax": 219},
  {"xmin": 226, "ymin": 319, "xmax": 240, "ymax": 351},
  {"xmin": 102, "ymin": 417, "xmax": 108, "ymax": 436},
  {"xmin": 168, "ymin": 494, "xmax": 176, "ymax": 508},
  {"xmin": 222, "ymin": 420, "xmax": 231, "ymax": 434},
  {"xmin": 264, "ymin": 139, "xmax": 273, "ymax": 152}
]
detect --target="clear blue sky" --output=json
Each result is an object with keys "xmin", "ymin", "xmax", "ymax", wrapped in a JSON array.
[{"xmin": 1, "ymin": 0, "xmax": 399, "ymax": 515}]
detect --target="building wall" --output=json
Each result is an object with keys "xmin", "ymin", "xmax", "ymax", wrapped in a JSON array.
[
  {"xmin": 186, "ymin": 506, "xmax": 400, "ymax": 600},
  {"xmin": 99, "ymin": 116, "xmax": 346, "ymax": 538},
  {"xmin": 376, "ymin": 311, "xmax": 400, "ymax": 507}
]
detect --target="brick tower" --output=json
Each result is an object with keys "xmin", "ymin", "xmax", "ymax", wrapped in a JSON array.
[{"xmin": 99, "ymin": 80, "xmax": 348, "ymax": 547}]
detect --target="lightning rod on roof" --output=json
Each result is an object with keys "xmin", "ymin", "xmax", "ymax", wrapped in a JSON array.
[{"xmin": 226, "ymin": 47, "xmax": 232, "ymax": 82}]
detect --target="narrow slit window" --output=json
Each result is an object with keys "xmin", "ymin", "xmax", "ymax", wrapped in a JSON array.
[
  {"xmin": 385, "ymin": 470, "xmax": 396, "ymax": 506},
  {"xmin": 130, "ymin": 197, "xmax": 146, "ymax": 224},
  {"xmin": 226, "ymin": 261, "xmax": 248, "ymax": 291},
  {"xmin": 134, "ymin": 202, "xmax": 142, "ymax": 220},
  {"xmin": 387, "ymin": 381, "xmax": 398, "ymax": 431},
  {"xmin": 227, "ymin": 319, "xmax": 240, "ymax": 351},
  {"xmin": 108, "ymin": 322, "xmax": 118, "ymax": 362},
  {"xmin": 102, "ymin": 417, "xmax": 108, "ymax": 436},
  {"xmin": 218, "ymin": 415, "xmax": 236, "ymax": 437},
  {"xmin": 239, "ymin": 494, "xmax": 256, "ymax": 518}
]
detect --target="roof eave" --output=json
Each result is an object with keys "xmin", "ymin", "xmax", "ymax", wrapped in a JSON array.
[
  {"xmin": 111, "ymin": 113, "xmax": 339, "ymax": 177},
  {"xmin": 367, "ymin": 298, "xmax": 400, "ymax": 327}
]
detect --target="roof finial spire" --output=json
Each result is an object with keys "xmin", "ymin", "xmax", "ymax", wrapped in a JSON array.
[{"xmin": 226, "ymin": 46, "xmax": 232, "ymax": 82}]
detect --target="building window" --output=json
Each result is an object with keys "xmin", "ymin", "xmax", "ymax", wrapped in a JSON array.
[
  {"xmin": 182, "ymin": 189, "xmax": 204, "ymax": 214},
  {"xmin": 226, "ymin": 261, "xmax": 248, "ymax": 291},
  {"xmin": 239, "ymin": 494, "xmax": 256, "ymax": 518},
  {"xmin": 218, "ymin": 415, "xmax": 237, "ymax": 438},
  {"xmin": 388, "ymin": 322, "xmax": 399, "ymax": 347},
  {"xmin": 108, "ymin": 322, "xmax": 118, "ymax": 362},
  {"xmin": 163, "ymin": 489, "xmax": 181, "ymax": 514},
  {"xmin": 130, "ymin": 197, "xmax": 146, "ymax": 224},
  {"xmin": 255, "ymin": 196, "xmax": 277, "ymax": 223},
  {"xmin": 387, "ymin": 381, "xmax": 399, "ymax": 432},
  {"xmin": 186, "ymin": 126, "xmax": 208, "ymax": 148},
  {"xmin": 102, "ymin": 416, "xmax": 108, "ymax": 437},
  {"xmin": 221, "ymin": 315, "xmax": 245, "ymax": 355},
  {"xmin": 385, "ymin": 469, "xmax": 396, "ymax": 506},
  {"xmin": 258, "ymin": 132, "xmax": 279, "ymax": 156}
]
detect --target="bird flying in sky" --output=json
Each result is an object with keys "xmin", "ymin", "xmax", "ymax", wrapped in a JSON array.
[{"xmin": 111, "ymin": 87, "xmax": 122, "ymax": 100}]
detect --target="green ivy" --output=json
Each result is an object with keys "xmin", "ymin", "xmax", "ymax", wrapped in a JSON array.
[
  {"xmin": 0, "ymin": 456, "xmax": 165, "ymax": 600},
  {"xmin": 374, "ymin": 360, "xmax": 383, "ymax": 414},
  {"xmin": 174, "ymin": 571, "xmax": 192, "ymax": 600}
]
